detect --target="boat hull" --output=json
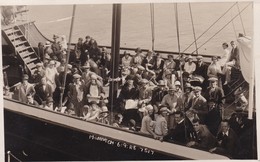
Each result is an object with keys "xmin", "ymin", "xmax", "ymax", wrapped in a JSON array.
[
  {"xmin": 4, "ymin": 109, "xmax": 178, "ymax": 161},
  {"xmin": 4, "ymin": 98, "xmax": 230, "ymax": 161}
]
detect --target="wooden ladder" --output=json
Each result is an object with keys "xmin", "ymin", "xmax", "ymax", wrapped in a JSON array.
[{"xmin": 2, "ymin": 25, "xmax": 41, "ymax": 75}]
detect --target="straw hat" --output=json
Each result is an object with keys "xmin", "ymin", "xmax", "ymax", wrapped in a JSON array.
[
  {"xmin": 158, "ymin": 80, "xmax": 165, "ymax": 86},
  {"xmin": 175, "ymin": 81, "xmax": 181, "ymax": 86},
  {"xmin": 193, "ymin": 86, "xmax": 202, "ymax": 92},
  {"xmin": 159, "ymin": 107, "xmax": 170, "ymax": 113},
  {"xmin": 49, "ymin": 60, "xmax": 55, "ymax": 65},
  {"xmin": 208, "ymin": 77, "xmax": 218, "ymax": 82},
  {"xmin": 197, "ymin": 55, "xmax": 203, "ymax": 60},
  {"xmin": 45, "ymin": 41, "xmax": 51, "ymax": 47},
  {"xmin": 36, "ymin": 62, "xmax": 43, "ymax": 67},
  {"xmin": 73, "ymin": 74, "xmax": 81, "ymax": 79}
]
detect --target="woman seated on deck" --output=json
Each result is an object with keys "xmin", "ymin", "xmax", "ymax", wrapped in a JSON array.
[
  {"xmin": 82, "ymin": 101, "xmax": 102, "ymax": 121},
  {"xmin": 112, "ymin": 113, "xmax": 124, "ymax": 128}
]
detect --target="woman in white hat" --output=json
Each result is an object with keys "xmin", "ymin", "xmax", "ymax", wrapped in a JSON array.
[
  {"xmin": 83, "ymin": 101, "xmax": 102, "ymax": 121},
  {"xmin": 45, "ymin": 60, "xmax": 58, "ymax": 93},
  {"xmin": 184, "ymin": 55, "xmax": 196, "ymax": 75},
  {"xmin": 85, "ymin": 74, "xmax": 105, "ymax": 103}
]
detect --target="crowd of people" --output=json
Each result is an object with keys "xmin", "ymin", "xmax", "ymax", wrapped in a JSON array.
[{"xmin": 3, "ymin": 34, "xmax": 253, "ymax": 159}]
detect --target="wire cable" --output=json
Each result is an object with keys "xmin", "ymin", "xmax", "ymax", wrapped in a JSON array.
[
  {"xmin": 191, "ymin": 2, "xmax": 252, "ymax": 54},
  {"xmin": 182, "ymin": 2, "xmax": 238, "ymax": 53},
  {"xmin": 236, "ymin": 2, "xmax": 246, "ymax": 35}
]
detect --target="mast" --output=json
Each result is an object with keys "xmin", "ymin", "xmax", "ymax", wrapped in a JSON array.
[
  {"xmin": 109, "ymin": 4, "xmax": 122, "ymax": 120},
  {"xmin": 60, "ymin": 5, "xmax": 76, "ymax": 107}
]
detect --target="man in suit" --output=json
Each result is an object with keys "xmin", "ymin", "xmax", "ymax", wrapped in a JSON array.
[
  {"xmin": 31, "ymin": 62, "xmax": 46, "ymax": 84},
  {"xmin": 187, "ymin": 118, "xmax": 216, "ymax": 150},
  {"xmin": 26, "ymin": 93, "xmax": 39, "ymax": 106},
  {"xmin": 193, "ymin": 55, "xmax": 208, "ymax": 89},
  {"xmin": 164, "ymin": 111, "xmax": 192, "ymax": 144},
  {"xmin": 34, "ymin": 77, "xmax": 53, "ymax": 105},
  {"xmin": 205, "ymin": 100, "xmax": 221, "ymax": 136},
  {"xmin": 189, "ymin": 86, "xmax": 208, "ymax": 124},
  {"xmin": 209, "ymin": 119, "xmax": 240, "ymax": 158},
  {"xmin": 14, "ymin": 74, "xmax": 35, "ymax": 103},
  {"xmin": 68, "ymin": 74, "xmax": 85, "ymax": 117},
  {"xmin": 151, "ymin": 80, "xmax": 168, "ymax": 113},
  {"xmin": 204, "ymin": 77, "xmax": 225, "ymax": 118}
]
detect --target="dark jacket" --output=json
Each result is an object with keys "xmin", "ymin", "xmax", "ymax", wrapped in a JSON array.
[
  {"xmin": 215, "ymin": 128, "xmax": 240, "ymax": 158},
  {"xmin": 35, "ymin": 83, "xmax": 53, "ymax": 104},
  {"xmin": 189, "ymin": 125, "xmax": 217, "ymax": 150},
  {"xmin": 204, "ymin": 86, "xmax": 225, "ymax": 107}
]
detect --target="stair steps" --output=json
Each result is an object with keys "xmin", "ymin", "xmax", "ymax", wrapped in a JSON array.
[{"xmin": 2, "ymin": 25, "xmax": 42, "ymax": 75}]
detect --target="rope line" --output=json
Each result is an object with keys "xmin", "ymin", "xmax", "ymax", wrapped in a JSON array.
[
  {"xmin": 236, "ymin": 2, "xmax": 246, "ymax": 35},
  {"xmin": 150, "ymin": 3, "xmax": 155, "ymax": 51},
  {"xmin": 231, "ymin": 10, "xmax": 238, "ymax": 40},
  {"xmin": 188, "ymin": 3, "xmax": 198, "ymax": 54},
  {"xmin": 191, "ymin": 2, "xmax": 252, "ymax": 54},
  {"xmin": 182, "ymin": 2, "xmax": 238, "ymax": 53}
]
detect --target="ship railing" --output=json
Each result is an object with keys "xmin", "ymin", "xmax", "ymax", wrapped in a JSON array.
[
  {"xmin": 4, "ymin": 97, "xmax": 230, "ymax": 160},
  {"xmin": 7, "ymin": 151, "xmax": 22, "ymax": 162},
  {"xmin": 3, "ymin": 97, "xmax": 230, "ymax": 160}
]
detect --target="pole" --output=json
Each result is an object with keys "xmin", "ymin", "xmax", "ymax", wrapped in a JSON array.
[
  {"xmin": 150, "ymin": 3, "xmax": 155, "ymax": 51},
  {"xmin": 60, "ymin": 5, "xmax": 76, "ymax": 107},
  {"xmin": 7, "ymin": 151, "xmax": 10, "ymax": 162},
  {"xmin": 109, "ymin": 4, "xmax": 121, "ymax": 123},
  {"xmin": 248, "ymin": 48, "xmax": 254, "ymax": 120},
  {"xmin": 174, "ymin": 3, "xmax": 187, "ymax": 140}
]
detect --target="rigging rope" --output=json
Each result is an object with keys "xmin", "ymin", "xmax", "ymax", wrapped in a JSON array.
[
  {"xmin": 236, "ymin": 2, "xmax": 246, "ymax": 35},
  {"xmin": 150, "ymin": 3, "xmax": 155, "ymax": 51},
  {"xmin": 188, "ymin": 3, "xmax": 198, "ymax": 54},
  {"xmin": 182, "ymin": 2, "xmax": 238, "ymax": 53},
  {"xmin": 231, "ymin": 10, "xmax": 238, "ymax": 40},
  {"xmin": 191, "ymin": 2, "xmax": 251, "ymax": 54}
]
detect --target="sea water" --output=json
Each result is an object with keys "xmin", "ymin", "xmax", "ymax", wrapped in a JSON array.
[{"xmin": 27, "ymin": 2, "xmax": 253, "ymax": 56}]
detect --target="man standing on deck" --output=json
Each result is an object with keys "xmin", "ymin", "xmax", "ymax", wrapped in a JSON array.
[
  {"xmin": 68, "ymin": 74, "xmax": 85, "ymax": 117},
  {"xmin": 204, "ymin": 77, "xmax": 225, "ymax": 118},
  {"xmin": 14, "ymin": 74, "xmax": 35, "ymax": 103},
  {"xmin": 32, "ymin": 62, "xmax": 46, "ymax": 84},
  {"xmin": 193, "ymin": 55, "xmax": 208, "ymax": 88},
  {"xmin": 34, "ymin": 77, "xmax": 53, "ymax": 105},
  {"xmin": 51, "ymin": 34, "xmax": 62, "ymax": 61},
  {"xmin": 189, "ymin": 86, "xmax": 208, "ymax": 124}
]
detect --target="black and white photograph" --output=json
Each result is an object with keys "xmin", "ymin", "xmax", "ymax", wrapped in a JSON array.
[{"xmin": 1, "ymin": 1, "xmax": 258, "ymax": 161}]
